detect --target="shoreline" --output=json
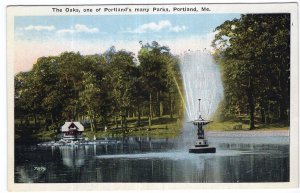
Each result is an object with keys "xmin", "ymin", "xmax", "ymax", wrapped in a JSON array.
[{"xmin": 206, "ymin": 130, "xmax": 289, "ymax": 137}]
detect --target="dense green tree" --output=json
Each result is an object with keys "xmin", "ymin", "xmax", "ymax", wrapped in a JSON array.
[
  {"xmin": 15, "ymin": 72, "xmax": 32, "ymax": 126},
  {"xmin": 105, "ymin": 50, "xmax": 138, "ymax": 131},
  {"xmin": 14, "ymin": 42, "xmax": 184, "ymax": 138},
  {"xmin": 79, "ymin": 71, "xmax": 100, "ymax": 131},
  {"xmin": 56, "ymin": 52, "xmax": 85, "ymax": 120},
  {"xmin": 212, "ymin": 14, "xmax": 290, "ymax": 129},
  {"xmin": 138, "ymin": 41, "xmax": 176, "ymax": 125}
]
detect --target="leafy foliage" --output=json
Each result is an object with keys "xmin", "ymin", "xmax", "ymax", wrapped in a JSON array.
[
  {"xmin": 15, "ymin": 42, "xmax": 184, "ymax": 135},
  {"xmin": 212, "ymin": 14, "xmax": 290, "ymax": 129}
]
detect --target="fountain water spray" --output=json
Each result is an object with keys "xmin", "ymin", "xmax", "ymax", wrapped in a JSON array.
[
  {"xmin": 176, "ymin": 49, "xmax": 223, "ymax": 152},
  {"xmin": 179, "ymin": 50, "xmax": 223, "ymax": 121}
]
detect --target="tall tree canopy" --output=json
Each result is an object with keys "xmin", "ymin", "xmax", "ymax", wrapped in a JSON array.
[
  {"xmin": 15, "ymin": 41, "xmax": 184, "ymax": 134},
  {"xmin": 138, "ymin": 41, "xmax": 183, "ymax": 126},
  {"xmin": 212, "ymin": 14, "xmax": 290, "ymax": 129}
]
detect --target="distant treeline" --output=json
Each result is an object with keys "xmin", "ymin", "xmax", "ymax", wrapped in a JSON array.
[
  {"xmin": 15, "ymin": 41, "xmax": 184, "ymax": 132},
  {"xmin": 212, "ymin": 14, "xmax": 290, "ymax": 129}
]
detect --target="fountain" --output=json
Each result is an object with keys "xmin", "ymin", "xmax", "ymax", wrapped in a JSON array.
[
  {"xmin": 179, "ymin": 50, "xmax": 223, "ymax": 153},
  {"xmin": 189, "ymin": 99, "xmax": 216, "ymax": 153}
]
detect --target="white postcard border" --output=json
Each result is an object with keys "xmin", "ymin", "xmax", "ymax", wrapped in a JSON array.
[{"xmin": 6, "ymin": 3, "xmax": 299, "ymax": 191}]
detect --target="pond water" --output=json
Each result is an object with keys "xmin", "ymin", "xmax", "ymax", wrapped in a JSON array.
[{"xmin": 15, "ymin": 127, "xmax": 289, "ymax": 183}]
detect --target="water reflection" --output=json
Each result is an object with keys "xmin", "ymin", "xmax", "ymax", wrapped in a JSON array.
[
  {"xmin": 15, "ymin": 136, "xmax": 289, "ymax": 183},
  {"xmin": 59, "ymin": 146, "xmax": 85, "ymax": 168}
]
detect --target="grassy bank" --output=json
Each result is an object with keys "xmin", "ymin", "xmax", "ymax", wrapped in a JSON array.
[
  {"xmin": 16, "ymin": 116, "xmax": 183, "ymax": 142},
  {"xmin": 205, "ymin": 120, "xmax": 289, "ymax": 131},
  {"xmin": 16, "ymin": 116, "xmax": 289, "ymax": 143},
  {"xmin": 83, "ymin": 116, "xmax": 183, "ymax": 139}
]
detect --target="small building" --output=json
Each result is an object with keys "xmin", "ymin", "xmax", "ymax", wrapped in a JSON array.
[{"xmin": 61, "ymin": 122, "xmax": 84, "ymax": 140}]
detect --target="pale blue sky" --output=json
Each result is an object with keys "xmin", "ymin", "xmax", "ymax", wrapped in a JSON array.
[{"xmin": 15, "ymin": 14, "xmax": 240, "ymax": 42}]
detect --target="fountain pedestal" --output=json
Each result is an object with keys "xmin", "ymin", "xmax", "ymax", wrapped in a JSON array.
[
  {"xmin": 189, "ymin": 119, "xmax": 216, "ymax": 153},
  {"xmin": 189, "ymin": 146, "xmax": 216, "ymax": 153}
]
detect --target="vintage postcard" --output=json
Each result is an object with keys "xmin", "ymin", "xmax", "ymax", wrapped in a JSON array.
[{"xmin": 6, "ymin": 3, "xmax": 298, "ymax": 191}]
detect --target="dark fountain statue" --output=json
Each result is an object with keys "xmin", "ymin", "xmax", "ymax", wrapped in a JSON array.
[{"xmin": 189, "ymin": 99, "xmax": 216, "ymax": 153}]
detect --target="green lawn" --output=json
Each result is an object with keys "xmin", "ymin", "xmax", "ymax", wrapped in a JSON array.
[
  {"xmin": 16, "ymin": 116, "xmax": 289, "ymax": 142},
  {"xmin": 85, "ymin": 116, "xmax": 183, "ymax": 139},
  {"xmin": 205, "ymin": 120, "xmax": 289, "ymax": 131},
  {"xmin": 19, "ymin": 115, "xmax": 183, "ymax": 141}
]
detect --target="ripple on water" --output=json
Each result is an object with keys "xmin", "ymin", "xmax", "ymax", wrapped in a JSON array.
[{"xmin": 95, "ymin": 149, "xmax": 257, "ymax": 160}]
